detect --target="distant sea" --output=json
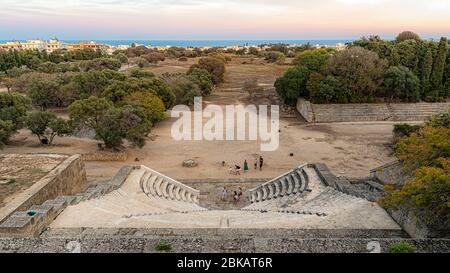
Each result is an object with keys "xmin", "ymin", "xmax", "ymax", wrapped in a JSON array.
[{"xmin": 0, "ymin": 39, "xmax": 354, "ymax": 47}]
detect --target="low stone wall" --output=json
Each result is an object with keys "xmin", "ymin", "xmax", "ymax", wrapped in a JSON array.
[
  {"xmin": 296, "ymin": 98, "xmax": 450, "ymax": 123},
  {"xmin": 0, "ymin": 228, "xmax": 448, "ymax": 253},
  {"xmin": 81, "ymin": 150, "xmax": 128, "ymax": 161},
  {"xmin": 296, "ymin": 98, "xmax": 314, "ymax": 122},
  {"xmin": 370, "ymin": 160, "xmax": 408, "ymax": 186},
  {"xmin": 0, "ymin": 165, "xmax": 136, "ymax": 237},
  {"xmin": 0, "ymin": 155, "xmax": 87, "ymax": 225}
]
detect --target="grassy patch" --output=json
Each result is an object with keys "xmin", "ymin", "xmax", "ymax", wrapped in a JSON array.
[
  {"xmin": 389, "ymin": 242, "xmax": 416, "ymax": 253},
  {"xmin": 155, "ymin": 240, "xmax": 172, "ymax": 252}
]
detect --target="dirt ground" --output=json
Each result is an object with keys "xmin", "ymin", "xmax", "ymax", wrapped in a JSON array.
[
  {"xmin": 0, "ymin": 154, "xmax": 66, "ymax": 208},
  {"xmin": 1, "ymin": 57, "xmax": 398, "ymax": 182}
]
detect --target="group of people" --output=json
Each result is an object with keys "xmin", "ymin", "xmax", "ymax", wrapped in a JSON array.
[
  {"xmin": 228, "ymin": 156, "xmax": 264, "ymax": 175},
  {"xmin": 219, "ymin": 186, "xmax": 243, "ymax": 203}
]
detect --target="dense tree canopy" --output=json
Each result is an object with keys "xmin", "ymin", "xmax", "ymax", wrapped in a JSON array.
[
  {"xmin": 165, "ymin": 73, "xmax": 201, "ymax": 106},
  {"xmin": 383, "ymin": 66, "xmax": 420, "ymax": 102},
  {"xmin": 274, "ymin": 66, "xmax": 310, "ymax": 105},
  {"xmin": 326, "ymin": 46, "xmax": 387, "ymax": 102},
  {"xmin": 293, "ymin": 48, "xmax": 333, "ymax": 71},
  {"xmin": 395, "ymin": 31, "xmax": 421, "ymax": 43},
  {"xmin": 0, "ymin": 92, "xmax": 30, "ymax": 130}
]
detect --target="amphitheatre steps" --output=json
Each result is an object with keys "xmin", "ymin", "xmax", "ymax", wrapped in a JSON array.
[
  {"xmin": 248, "ymin": 164, "xmax": 311, "ymax": 204},
  {"xmin": 139, "ymin": 166, "xmax": 200, "ymax": 205},
  {"xmin": 298, "ymin": 98, "xmax": 450, "ymax": 123}
]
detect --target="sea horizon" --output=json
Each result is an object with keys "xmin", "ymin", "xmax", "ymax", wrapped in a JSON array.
[{"xmin": 0, "ymin": 39, "xmax": 355, "ymax": 47}]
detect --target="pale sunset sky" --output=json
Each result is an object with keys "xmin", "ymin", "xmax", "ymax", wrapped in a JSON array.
[{"xmin": 0, "ymin": 0, "xmax": 449, "ymax": 40}]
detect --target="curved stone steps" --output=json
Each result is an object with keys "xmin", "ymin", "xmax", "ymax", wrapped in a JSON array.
[{"xmin": 139, "ymin": 166, "xmax": 201, "ymax": 205}]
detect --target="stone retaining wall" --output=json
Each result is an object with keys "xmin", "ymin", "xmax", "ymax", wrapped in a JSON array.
[
  {"xmin": 0, "ymin": 165, "xmax": 135, "ymax": 237},
  {"xmin": 296, "ymin": 98, "xmax": 314, "ymax": 122},
  {"xmin": 370, "ymin": 160, "xmax": 408, "ymax": 186},
  {"xmin": 296, "ymin": 98, "xmax": 450, "ymax": 123},
  {"xmin": 81, "ymin": 150, "xmax": 128, "ymax": 161},
  {"xmin": 0, "ymin": 155, "xmax": 87, "ymax": 225}
]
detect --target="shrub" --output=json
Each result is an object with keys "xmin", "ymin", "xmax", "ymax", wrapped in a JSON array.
[
  {"xmin": 393, "ymin": 123, "xmax": 421, "ymax": 142},
  {"xmin": 381, "ymin": 114, "xmax": 450, "ymax": 228},
  {"xmin": 187, "ymin": 68, "xmax": 214, "ymax": 96},
  {"xmin": 388, "ymin": 242, "xmax": 416, "ymax": 253},
  {"xmin": 155, "ymin": 241, "xmax": 172, "ymax": 252},
  {"xmin": 188, "ymin": 57, "xmax": 225, "ymax": 84},
  {"xmin": 0, "ymin": 119, "xmax": 15, "ymax": 148},
  {"xmin": 243, "ymin": 79, "xmax": 263, "ymax": 97}
]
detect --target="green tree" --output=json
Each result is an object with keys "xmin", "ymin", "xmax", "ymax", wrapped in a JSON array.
[
  {"xmin": 187, "ymin": 68, "xmax": 214, "ymax": 96},
  {"xmin": 326, "ymin": 46, "xmax": 387, "ymax": 102},
  {"xmin": 138, "ymin": 77, "xmax": 175, "ymax": 109},
  {"xmin": 384, "ymin": 66, "xmax": 420, "ymax": 102},
  {"xmin": 0, "ymin": 119, "xmax": 14, "ymax": 148},
  {"xmin": 396, "ymin": 40, "xmax": 421, "ymax": 73},
  {"xmin": 395, "ymin": 31, "xmax": 421, "ymax": 43},
  {"xmin": 63, "ymin": 70, "xmax": 109, "ymax": 99},
  {"xmin": 121, "ymin": 91, "xmax": 166, "ymax": 124},
  {"xmin": 188, "ymin": 57, "xmax": 226, "ymax": 84},
  {"xmin": 352, "ymin": 36, "xmax": 400, "ymax": 66},
  {"xmin": 69, "ymin": 96, "xmax": 113, "ymax": 130},
  {"xmin": 313, "ymin": 76, "xmax": 343, "ymax": 104},
  {"xmin": 25, "ymin": 111, "xmax": 72, "ymax": 145},
  {"xmin": 102, "ymin": 79, "xmax": 140, "ymax": 103},
  {"xmin": 0, "ymin": 92, "xmax": 30, "ymax": 130},
  {"xmin": 275, "ymin": 66, "xmax": 310, "ymax": 105},
  {"xmin": 293, "ymin": 49, "xmax": 333, "ymax": 72},
  {"xmin": 26, "ymin": 77, "xmax": 60, "ymax": 110},
  {"xmin": 69, "ymin": 96, "xmax": 150, "ymax": 149},
  {"xmin": 420, "ymin": 47, "xmax": 433, "ymax": 98},
  {"xmin": 306, "ymin": 72, "xmax": 325, "ymax": 100},
  {"xmin": 79, "ymin": 58, "xmax": 122, "ymax": 71},
  {"xmin": 165, "ymin": 74, "xmax": 201, "ymax": 106},
  {"xmin": 430, "ymin": 37, "xmax": 448, "ymax": 95}
]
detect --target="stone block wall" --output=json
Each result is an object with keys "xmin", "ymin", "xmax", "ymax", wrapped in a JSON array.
[
  {"xmin": 1, "ymin": 228, "xmax": 449, "ymax": 253},
  {"xmin": 0, "ymin": 155, "xmax": 88, "ymax": 237},
  {"xmin": 81, "ymin": 150, "xmax": 128, "ymax": 161},
  {"xmin": 296, "ymin": 98, "xmax": 450, "ymax": 123},
  {"xmin": 296, "ymin": 98, "xmax": 314, "ymax": 122},
  {"xmin": 370, "ymin": 160, "xmax": 408, "ymax": 186},
  {"xmin": 0, "ymin": 155, "xmax": 87, "ymax": 225}
]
